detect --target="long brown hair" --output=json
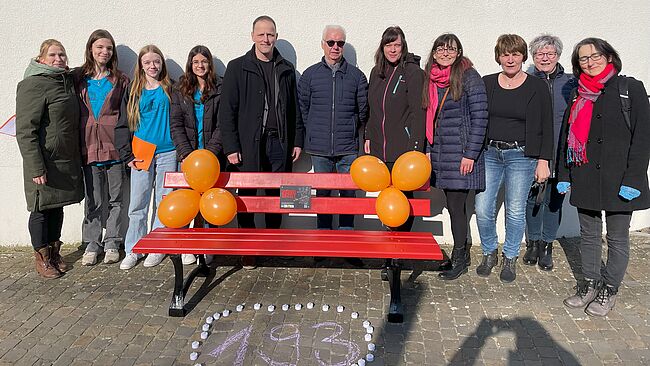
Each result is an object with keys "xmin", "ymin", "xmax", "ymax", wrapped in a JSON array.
[
  {"xmin": 373, "ymin": 26, "xmax": 409, "ymax": 78},
  {"xmin": 126, "ymin": 45, "xmax": 172, "ymax": 131},
  {"xmin": 80, "ymin": 29, "xmax": 121, "ymax": 78},
  {"xmin": 422, "ymin": 33, "xmax": 472, "ymax": 106},
  {"xmin": 178, "ymin": 45, "xmax": 218, "ymax": 103}
]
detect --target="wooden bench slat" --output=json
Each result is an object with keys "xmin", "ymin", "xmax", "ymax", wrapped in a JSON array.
[
  {"xmin": 164, "ymin": 172, "xmax": 430, "ymax": 191},
  {"xmin": 134, "ymin": 228, "xmax": 443, "ymax": 260},
  {"xmin": 235, "ymin": 196, "xmax": 431, "ymax": 216}
]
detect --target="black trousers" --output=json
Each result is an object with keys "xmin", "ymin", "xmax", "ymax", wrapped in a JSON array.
[
  {"xmin": 237, "ymin": 132, "xmax": 287, "ymax": 229},
  {"xmin": 28, "ymin": 207, "xmax": 64, "ymax": 250},
  {"xmin": 577, "ymin": 208, "xmax": 632, "ymax": 288},
  {"xmin": 444, "ymin": 189, "xmax": 470, "ymax": 249}
]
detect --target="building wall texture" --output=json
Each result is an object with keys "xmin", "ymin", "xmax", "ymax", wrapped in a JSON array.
[{"xmin": 1, "ymin": 0, "xmax": 649, "ymax": 245}]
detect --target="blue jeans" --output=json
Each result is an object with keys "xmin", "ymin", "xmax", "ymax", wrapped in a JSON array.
[
  {"xmin": 124, "ymin": 150, "xmax": 177, "ymax": 253},
  {"xmin": 475, "ymin": 145, "xmax": 537, "ymax": 259},
  {"xmin": 526, "ymin": 178, "xmax": 565, "ymax": 243},
  {"xmin": 311, "ymin": 154, "xmax": 357, "ymax": 229}
]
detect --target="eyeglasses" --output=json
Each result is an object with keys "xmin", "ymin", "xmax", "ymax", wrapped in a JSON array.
[
  {"xmin": 324, "ymin": 40, "xmax": 345, "ymax": 48},
  {"xmin": 435, "ymin": 46, "xmax": 458, "ymax": 55},
  {"xmin": 534, "ymin": 52, "xmax": 558, "ymax": 59},
  {"xmin": 578, "ymin": 52, "xmax": 604, "ymax": 64}
]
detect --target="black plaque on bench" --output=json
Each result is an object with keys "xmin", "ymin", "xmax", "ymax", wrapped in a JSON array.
[{"xmin": 280, "ymin": 185, "xmax": 312, "ymax": 209}]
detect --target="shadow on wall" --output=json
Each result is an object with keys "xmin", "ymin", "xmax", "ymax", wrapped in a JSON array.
[
  {"xmin": 449, "ymin": 317, "xmax": 581, "ymax": 365},
  {"xmin": 343, "ymin": 42, "xmax": 358, "ymax": 67},
  {"xmin": 166, "ymin": 58, "xmax": 184, "ymax": 82},
  {"xmin": 117, "ymin": 44, "xmax": 137, "ymax": 79}
]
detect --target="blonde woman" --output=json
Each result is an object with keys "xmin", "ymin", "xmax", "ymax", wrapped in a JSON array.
[{"xmin": 115, "ymin": 45, "xmax": 175, "ymax": 270}]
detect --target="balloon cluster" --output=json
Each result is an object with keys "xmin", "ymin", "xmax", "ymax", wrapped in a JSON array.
[
  {"xmin": 350, "ymin": 151, "xmax": 431, "ymax": 227},
  {"xmin": 157, "ymin": 150, "xmax": 237, "ymax": 228}
]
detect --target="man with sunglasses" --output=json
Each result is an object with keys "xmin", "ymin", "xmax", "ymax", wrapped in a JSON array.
[
  {"xmin": 297, "ymin": 25, "xmax": 368, "ymax": 262},
  {"xmin": 219, "ymin": 15, "xmax": 305, "ymax": 269}
]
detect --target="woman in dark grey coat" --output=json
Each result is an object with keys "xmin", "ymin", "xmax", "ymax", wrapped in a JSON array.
[
  {"xmin": 16, "ymin": 39, "xmax": 84, "ymax": 279},
  {"xmin": 423, "ymin": 34, "xmax": 488, "ymax": 280},
  {"xmin": 559, "ymin": 38, "xmax": 650, "ymax": 317}
]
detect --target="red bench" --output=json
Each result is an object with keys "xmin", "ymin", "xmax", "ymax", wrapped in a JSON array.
[{"xmin": 133, "ymin": 171, "xmax": 443, "ymax": 323}]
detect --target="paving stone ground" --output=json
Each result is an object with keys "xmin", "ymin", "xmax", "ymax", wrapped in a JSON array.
[{"xmin": 1, "ymin": 230, "xmax": 650, "ymax": 366}]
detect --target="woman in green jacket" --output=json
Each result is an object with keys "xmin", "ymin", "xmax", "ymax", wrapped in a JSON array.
[{"xmin": 15, "ymin": 39, "xmax": 84, "ymax": 279}]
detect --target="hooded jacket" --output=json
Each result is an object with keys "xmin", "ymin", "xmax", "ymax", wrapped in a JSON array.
[
  {"xmin": 15, "ymin": 60, "xmax": 84, "ymax": 211},
  {"xmin": 365, "ymin": 53, "xmax": 425, "ymax": 163}
]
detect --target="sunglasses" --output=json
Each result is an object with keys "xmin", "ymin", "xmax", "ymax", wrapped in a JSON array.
[{"xmin": 324, "ymin": 40, "xmax": 345, "ymax": 48}]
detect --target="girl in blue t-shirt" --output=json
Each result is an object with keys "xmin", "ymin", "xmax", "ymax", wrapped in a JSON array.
[
  {"xmin": 115, "ymin": 45, "xmax": 176, "ymax": 270},
  {"xmin": 75, "ymin": 29, "xmax": 130, "ymax": 267},
  {"xmin": 170, "ymin": 45, "xmax": 223, "ymax": 266}
]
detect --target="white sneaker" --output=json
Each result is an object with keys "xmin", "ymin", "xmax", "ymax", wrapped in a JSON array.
[
  {"xmin": 182, "ymin": 254, "xmax": 196, "ymax": 265},
  {"xmin": 143, "ymin": 253, "xmax": 166, "ymax": 267},
  {"xmin": 103, "ymin": 249, "xmax": 120, "ymax": 264},
  {"xmin": 120, "ymin": 253, "xmax": 143, "ymax": 270},
  {"xmin": 82, "ymin": 252, "xmax": 97, "ymax": 266}
]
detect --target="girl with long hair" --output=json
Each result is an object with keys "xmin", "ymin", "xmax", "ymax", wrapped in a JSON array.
[
  {"xmin": 75, "ymin": 29, "xmax": 130, "ymax": 266},
  {"xmin": 115, "ymin": 45, "xmax": 176, "ymax": 270}
]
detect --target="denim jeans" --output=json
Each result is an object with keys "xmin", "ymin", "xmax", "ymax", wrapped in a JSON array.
[
  {"xmin": 124, "ymin": 150, "xmax": 177, "ymax": 254},
  {"xmin": 311, "ymin": 153, "xmax": 357, "ymax": 229},
  {"xmin": 526, "ymin": 178, "xmax": 565, "ymax": 243},
  {"xmin": 82, "ymin": 163, "xmax": 126, "ymax": 253},
  {"xmin": 475, "ymin": 145, "xmax": 537, "ymax": 259}
]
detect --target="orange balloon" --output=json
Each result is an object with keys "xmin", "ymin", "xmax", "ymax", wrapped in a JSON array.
[
  {"xmin": 200, "ymin": 188, "xmax": 238, "ymax": 226},
  {"xmin": 157, "ymin": 189, "xmax": 201, "ymax": 228},
  {"xmin": 391, "ymin": 151, "xmax": 431, "ymax": 191},
  {"xmin": 376, "ymin": 186, "xmax": 411, "ymax": 227},
  {"xmin": 181, "ymin": 149, "xmax": 221, "ymax": 193},
  {"xmin": 350, "ymin": 155, "xmax": 391, "ymax": 192}
]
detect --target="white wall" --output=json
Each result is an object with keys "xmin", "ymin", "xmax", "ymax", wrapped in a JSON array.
[{"xmin": 1, "ymin": 0, "xmax": 649, "ymax": 246}]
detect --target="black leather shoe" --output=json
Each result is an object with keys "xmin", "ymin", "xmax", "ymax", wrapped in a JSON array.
[
  {"xmin": 500, "ymin": 255, "xmax": 518, "ymax": 283},
  {"xmin": 523, "ymin": 240, "xmax": 539, "ymax": 265},
  {"xmin": 439, "ymin": 245, "xmax": 468, "ymax": 280},
  {"xmin": 476, "ymin": 250, "xmax": 498, "ymax": 277},
  {"xmin": 537, "ymin": 241, "xmax": 554, "ymax": 271}
]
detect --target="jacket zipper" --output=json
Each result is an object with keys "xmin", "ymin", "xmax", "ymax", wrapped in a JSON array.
[
  {"xmin": 330, "ymin": 69, "xmax": 336, "ymax": 156},
  {"xmin": 381, "ymin": 67, "xmax": 397, "ymax": 161}
]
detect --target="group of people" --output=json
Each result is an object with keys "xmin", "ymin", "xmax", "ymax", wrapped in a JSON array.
[{"xmin": 15, "ymin": 16, "xmax": 649, "ymax": 318}]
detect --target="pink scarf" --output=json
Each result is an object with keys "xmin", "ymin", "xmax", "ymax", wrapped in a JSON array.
[
  {"xmin": 566, "ymin": 63, "xmax": 616, "ymax": 166},
  {"xmin": 426, "ymin": 65, "xmax": 450, "ymax": 144}
]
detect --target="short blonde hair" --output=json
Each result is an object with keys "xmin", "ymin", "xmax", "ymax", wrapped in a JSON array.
[
  {"xmin": 494, "ymin": 34, "xmax": 527, "ymax": 64},
  {"xmin": 37, "ymin": 39, "xmax": 67, "ymax": 62}
]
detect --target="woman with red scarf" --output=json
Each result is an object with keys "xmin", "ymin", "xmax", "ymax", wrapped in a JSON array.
[
  {"xmin": 559, "ymin": 38, "xmax": 650, "ymax": 317},
  {"xmin": 422, "ymin": 34, "xmax": 488, "ymax": 280}
]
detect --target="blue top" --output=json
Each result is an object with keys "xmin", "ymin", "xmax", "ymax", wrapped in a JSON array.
[
  {"xmin": 86, "ymin": 76, "xmax": 113, "ymax": 120},
  {"xmin": 134, "ymin": 86, "xmax": 175, "ymax": 154},
  {"xmin": 194, "ymin": 89, "xmax": 204, "ymax": 149}
]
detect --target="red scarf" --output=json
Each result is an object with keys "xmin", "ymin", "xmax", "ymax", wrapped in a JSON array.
[
  {"xmin": 426, "ymin": 65, "xmax": 450, "ymax": 144},
  {"xmin": 566, "ymin": 63, "xmax": 616, "ymax": 166}
]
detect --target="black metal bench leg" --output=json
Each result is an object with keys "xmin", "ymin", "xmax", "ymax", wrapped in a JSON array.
[
  {"xmin": 386, "ymin": 259, "xmax": 404, "ymax": 323},
  {"xmin": 169, "ymin": 254, "xmax": 186, "ymax": 317}
]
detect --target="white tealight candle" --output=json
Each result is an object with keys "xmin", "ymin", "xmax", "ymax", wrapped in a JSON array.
[
  {"xmin": 307, "ymin": 302, "xmax": 314, "ymax": 309},
  {"xmin": 267, "ymin": 305, "xmax": 275, "ymax": 312},
  {"xmin": 213, "ymin": 312, "xmax": 221, "ymax": 320},
  {"xmin": 282, "ymin": 304, "xmax": 289, "ymax": 311},
  {"xmin": 254, "ymin": 303, "xmax": 262, "ymax": 310},
  {"xmin": 236, "ymin": 305, "xmax": 244, "ymax": 312},
  {"xmin": 336, "ymin": 305, "xmax": 344, "ymax": 313},
  {"xmin": 362, "ymin": 320, "xmax": 371, "ymax": 328},
  {"xmin": 294, "ymin": 303, "xmax": 302, "ymax": 310},
  {"xmin": 222, "ymin": 310, "xmax": 230, "ymax": 317},
  {"xmin": 351, "ymin": 312, "xmax": 359, "ymax": 319},
  {"xmin": 367, "ymin": 343, "xmax": 376, "ymax": 351},
  {"xmin": 366, "ymin": 353, "xmax": 374, "ymax": 362},
  {"xmin": 366, "ymin": 326, "xmax": 374, "ymax": 334},
  {"xmin": 191, "ymin": 341, "xmax": 200, "ymax": 349},
  {"xmin": 202, "ymin": 324, "xmax": 210, "ymax": 332},
  {"xmin": 364, "ymin": 334, "xmax": 372, "ymax": 342},
  {"xmin": 322, "ymin": 304, "xmax": 329, "ymax": 312},
  {"xmin": 206, "ymin": 316, "xmax": 213, "ymax": 324},
  {"xmin": 358, "ymin": 359, "xmax": 366, "ymax": 366},
  {"xmin": 190, "ymin": 352, "xmax": 198, "ymax": 361},
  {"xmin": 200, "ymin": 331, "xmax": 209, "ymax": 340}
]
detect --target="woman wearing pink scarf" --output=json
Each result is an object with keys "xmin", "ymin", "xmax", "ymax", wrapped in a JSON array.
[
  {"xmin": 559, "ymin": 38, "xmax": 650, "ymax": 317},
  {"xmin": 423, "ymin": 34, "xmax": 488, "ymax": 280}
]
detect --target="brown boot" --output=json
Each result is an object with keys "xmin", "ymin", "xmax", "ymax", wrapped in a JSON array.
[
  {"xmin": 49, "ymin": 241, "xmax": 68, "ymax": 272},
  {"xmin": 34, "ymin": 247, "xmax": 62, "ymax": 279}
]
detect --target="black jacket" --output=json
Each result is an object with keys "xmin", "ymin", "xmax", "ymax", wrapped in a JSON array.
[
  {"xmin": 483, "ymin": 73, "xmax": 554, "ymax": 160},
  {"xmin": 218, "ymin": 46, "xmax": 304, "ymax": 171},
  {"xmin": 170, "ymin": 78, "xmax": 223, "ymax": 161},
  {"xmin": 365, "ymin": 53, "xmax": 425, "ymax": 163},
  {"xmin": 558, "ymin": 75, "xmax": 650, "ymax": 211}
]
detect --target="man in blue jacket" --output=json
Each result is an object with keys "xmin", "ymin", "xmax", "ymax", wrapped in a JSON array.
[{"xmin": 298, "ymin": 25, "xmax": 368, "ymax": 234}]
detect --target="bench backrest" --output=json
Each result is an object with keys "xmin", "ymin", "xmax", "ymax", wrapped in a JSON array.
[{"xmin": 164, "ymin": 172, "xmax": 431, "ymax": 216}]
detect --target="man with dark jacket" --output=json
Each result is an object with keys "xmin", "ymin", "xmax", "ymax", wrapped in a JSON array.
[
  {"xmin": 298, "ymin": 25, "xmax": 368, "ymax": 231},
  {"xmin": 219, "ymin": 16, "xmax": 304, "ymax": 268}
]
